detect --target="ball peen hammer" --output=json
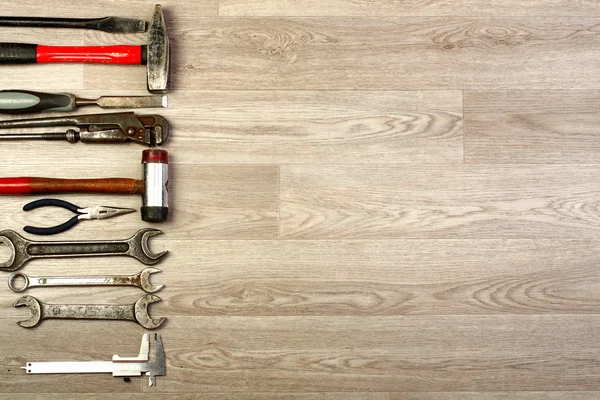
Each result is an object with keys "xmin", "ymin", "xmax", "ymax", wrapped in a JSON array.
[
  {"xmin": 0, "ymin": 150, "xmax": 169, "ymax": 223},
  {"xmin": 0, "ymin": 5, "xmax": 169, "ymax": 94}
]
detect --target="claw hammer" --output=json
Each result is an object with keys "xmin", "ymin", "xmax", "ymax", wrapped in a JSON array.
[{"xmin": 0, "ymin": 150, "xmax": 169, "ymax": 223}]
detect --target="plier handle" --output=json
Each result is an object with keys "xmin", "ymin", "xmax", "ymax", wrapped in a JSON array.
[{"xmin": 23, "ymin": 198, "xmax": 136, "ymax": 235}]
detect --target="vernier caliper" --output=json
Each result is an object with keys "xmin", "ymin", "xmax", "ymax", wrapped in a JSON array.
[{"xmin": 22, "ymin": 333, "xmax": 165, "ymax": 386}]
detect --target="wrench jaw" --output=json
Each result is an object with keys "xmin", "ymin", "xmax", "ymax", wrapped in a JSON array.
[
  {"xmin": 0, "ymin": 230, "xmax": 30, "ymax": 272},
  {"xmin": 13, "ymin": 295, "xmax": 41, "ymax": 328},
  {"xmin": 128, "ymin": 228, "xmax": 168, "ymax": 265},
  {"xmin": 134, "ymin": 294, "xmax": 165, "ymax": 330},
  {"xmin": 139, "ymin": 268, "xmax": 164, "ymax": 293}
]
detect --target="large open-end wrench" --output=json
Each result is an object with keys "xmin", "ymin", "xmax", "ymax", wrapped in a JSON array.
[
  {"xmin": 8, "ymin": 268, "xmax": 163, "ymax": 293},
  {"xmin": 14, "ymin": 294, "xmax": 165, "ymax": 329},
  {"xmin": 0, "ymin": 228, "xmax": 167, "ymax": 272}
]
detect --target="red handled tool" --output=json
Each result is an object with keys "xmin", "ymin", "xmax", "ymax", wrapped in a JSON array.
[
  {"xmin": 0, "ymin": 5, "xmax": 169, "ymax": 93},
  {"xmin": 0, "ymin": 43, "xmax": 145, "ymax": 64}
]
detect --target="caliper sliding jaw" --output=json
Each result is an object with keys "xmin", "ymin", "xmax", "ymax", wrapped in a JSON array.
[{"xmin": 22, "ymin": 333, "xmax": 165, "ymax": 386}]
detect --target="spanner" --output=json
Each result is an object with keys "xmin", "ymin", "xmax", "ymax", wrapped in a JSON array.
[
  {"xmin": 8, "ymin": 268, "xmax": 163, "ymax": 293},
  {"xmin": 0, "ymin": 228, "xmax": 167, "ymax": 272},
  {"xmin": 14, "ymin": 294, "xmax": 165, "ymax": 329}
]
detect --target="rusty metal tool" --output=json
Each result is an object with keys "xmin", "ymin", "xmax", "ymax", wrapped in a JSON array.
[
  {"xmin": 0, "ymin": 228, "xmax": 167, "ymax": 272},
  {"xmin": 0, "ymin": 149, "xmax": 169, "ymax": 222},
  {"xmin": 0, "ymin": 5, "xmax": 169, "ymax": 93},
  {"xmin": 8, "ymin": 268, "xmax": 163, "ymax": 293},
  {"xmin": 0, "ymin": 15, "xmax": 146, "ymax": 33},
  {"xmin": 22, "ymin": 198, "xmax": 136, "ymax": 235},
  {"xmin": 0, "ymin": 90, "xmax": 167, "ymax": 114},
  {"xmin": 0, "ymin": 112, "xmax": 168, "ymax": 146},
  {"xmin": 22, "ymin": 333, "xmax": 165, "ymax": 386},
  {"xmin": 14, "ymin": 294, "xmax": 166, "ymax": 329}
]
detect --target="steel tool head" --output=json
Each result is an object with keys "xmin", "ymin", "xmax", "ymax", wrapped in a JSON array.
[
  {"xmin": 127, "ymin": 228, "xmax": 168, "ymax": 265},
  {"xmin": 139, "ymin": 267, "xmax": 164, "ymax": 293},
  {"xmin": 13, "ymin": 295, "xmax": 41, "ymax": 328},
  {"xmin": 134, "ymin": 294, "xmax": 165, "ymax": 329},
  {"xmin": 146, "ymin": 333, "xmax": 166, "ymax": 386},
  {"xmin": 0, "ymin": 230, "xmax": 30, "ymax": 271},
  {"xmin": 141, "ymin": 149, "xmax": 169, "ymax": 222},
  {"xmin": 95, "ymin": 16, "xmax": 147, "ymax": 33},
  {"xmin": 8, "ymin": 272, "xmax": 30, "ymax": 292},
  {"xmin": 146, "ymin": 5, "xmax": 170, "ymax": 94}
]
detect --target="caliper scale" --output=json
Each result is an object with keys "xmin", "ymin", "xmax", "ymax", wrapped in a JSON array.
[{"xmin": 22, "ymin": 333, "xmax": 165, "ymax": 386}]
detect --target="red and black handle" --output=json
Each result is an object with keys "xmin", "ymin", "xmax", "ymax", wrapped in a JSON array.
[{"xmin": 0, "ymin": 43, "xmax": 147, "ymax": 64}]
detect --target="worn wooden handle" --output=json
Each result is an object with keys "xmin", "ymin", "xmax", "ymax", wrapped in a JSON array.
[{"xmin": 0, "ymin": 177, "xmax": 144, "ymax": 195}]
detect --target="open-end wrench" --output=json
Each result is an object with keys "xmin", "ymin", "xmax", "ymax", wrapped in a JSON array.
[
  {"xmin": 8, "ymin": 268, "xmax": 163, "ymax": 293},
  {"xmin": 0, "ymin": 228, "xmax": 167, "ymax": 272},
  {"xmin": 14, "ymin": 294, "xmax": 165, "ymax": 329}
]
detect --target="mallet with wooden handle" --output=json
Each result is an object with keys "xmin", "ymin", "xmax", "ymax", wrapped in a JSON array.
[{"xmin": 0, "ymin": 150, "xmax": 168, "ymax": 223}]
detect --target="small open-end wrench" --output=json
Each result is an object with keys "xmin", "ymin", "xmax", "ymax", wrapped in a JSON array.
[
  {"xmin": 8, "ymin": 268, "xmax": 163, "ymax": 293},
  {"xmin": 14, "ymin": 294, "xmax": 165, "ymax": 329},
  {"xmin": 0, "ymin": 228, "xmax": 167, "ymax": 272}
]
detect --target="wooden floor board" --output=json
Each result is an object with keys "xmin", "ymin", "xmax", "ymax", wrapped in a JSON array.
[
  {"xmin": 139, "ymin": 315, "xmax": 600, "ymax": 392},
  {"xmin": 391, "ymin": 393, "xmax": 600, "ymax": 400},
  {"xmin": 0, "ymin": 162, "xmax": 279, "ymax": 239},
  {"xmin": 465, "ymin": 90, "xmax": 600, "ymax": 163},
  {"xmin": 160, "ymin": 90, "xmax": 463, "ymax": 164},
  {"xmin": 0, "ymin": 322, "xmax": 143, "ymax": 393},
  {"xmin": 0, "ymin": 0, "xmax": 218, "ymax": 17},
  {"xmin": 83, "ymin": 17, "xmax": 600, "ymax": 91},
  {"xmin": 220, "ymin": 0, "xmax": 600, "ymax": 17},
  {"xmin": 281, "ymin": 164, "xmax": 600, "ymax": 239},
  {"xmin": 2, "ymin": 239, "xmax": 599, "ymax": 318},
  {"xmin": 0, "ymin": 395, "xmax": 389, "ymax": 400}
]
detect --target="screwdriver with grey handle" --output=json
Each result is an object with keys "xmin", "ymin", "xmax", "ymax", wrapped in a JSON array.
[{"xmin": 0, "ymin": 90, "xmax": 167, "ymax": 114}]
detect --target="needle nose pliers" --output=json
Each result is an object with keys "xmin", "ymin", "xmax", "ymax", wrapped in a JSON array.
[{"xmin": 23, "ymin": 198, "xmax": 136, "ymax": 235}]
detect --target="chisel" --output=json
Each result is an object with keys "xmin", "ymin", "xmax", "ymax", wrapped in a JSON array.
[
  {"xmin": 0, "ymin": 16, "xmax": 146, "ymax": 33},
  {"xmin": 0, "ymin": 90, "xmax": 167, "ymax": 114}
]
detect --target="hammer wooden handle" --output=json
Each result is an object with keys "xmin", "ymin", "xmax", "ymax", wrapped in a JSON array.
[{"xmin": 0, "ymin": 177, "xmax": 144, "ymax": 195}]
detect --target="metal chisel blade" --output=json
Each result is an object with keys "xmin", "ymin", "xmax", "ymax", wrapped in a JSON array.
[
  {"xmin": 97, "ymin": 16, "xmax": 147, "ymax": 33},
  {"xmin": 89, "ymin": 95, "xmax": 168, "ymax": 109},
  {"xmin": 0, "ymin": 16, "xmax": 146, "ymax": 33}
]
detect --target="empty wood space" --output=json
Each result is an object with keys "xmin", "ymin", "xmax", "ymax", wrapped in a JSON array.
[{"xmin": 0, "ymin": 0, "xmax": 599, "ymax": 399}]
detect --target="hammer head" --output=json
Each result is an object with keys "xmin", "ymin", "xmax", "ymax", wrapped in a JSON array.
[
  {"xmin": 146, "ymin": 4, "xmax": 170, "ymax": 94},
  {"xmin": 141, "ymin": 149, "xmax": 169, "ymax": 222}
]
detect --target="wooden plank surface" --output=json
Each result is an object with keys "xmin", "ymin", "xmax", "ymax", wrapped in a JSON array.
[
  {"xmin": 83, "ymin": 17, "xmax": 600, "ymax": 91},
  {"xmin": 137, "ymin": 315, "xmax": 600, "ymax": 392},
  {"xmin": 465, "ymin": 90, "xmax": 600, "ymax": 164},
  {"xmin": 0, "ymin": 395, "xmax": 388, "ymax": 400},
  {"xmin": 2, "ymin": 239, "xmax": 599, "ymax": 318},
  {"xmin": 392, "ymin": 394, "xmax": 600, "ymax": 400},
  {"xmin": 158, "ymin": 90, "xmax": 463, "ymax": 164},
  {"xmin": 220, "ymin": 0, "xmax": 600, "ymax": 17},
  {"xmin": 281, "ymin": 164, "xmax": 600, "ymax": 239},
  {"xmin": 0, "ymin": 0, "xmax": 599, "ymax": 398}
]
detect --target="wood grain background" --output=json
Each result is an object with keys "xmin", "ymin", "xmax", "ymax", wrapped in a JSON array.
[{"xmin": 1, "ymin": 0, "xmax": 599, "ymax": 398}]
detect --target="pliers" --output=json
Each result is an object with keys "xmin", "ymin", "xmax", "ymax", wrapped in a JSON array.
[{"xmin": 23, "ymin": 199, "xmax": 136, "ymax": 235}]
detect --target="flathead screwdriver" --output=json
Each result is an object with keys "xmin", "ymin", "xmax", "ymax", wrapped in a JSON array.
[{"xmin": 0, "ymin": 90, "xmax": 167, "ymax": 114}]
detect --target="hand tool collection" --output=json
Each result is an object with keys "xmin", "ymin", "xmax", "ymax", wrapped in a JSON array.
[{"xmin": 0, "ymin": 4, "xmax": 172, "ymax": 386}]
